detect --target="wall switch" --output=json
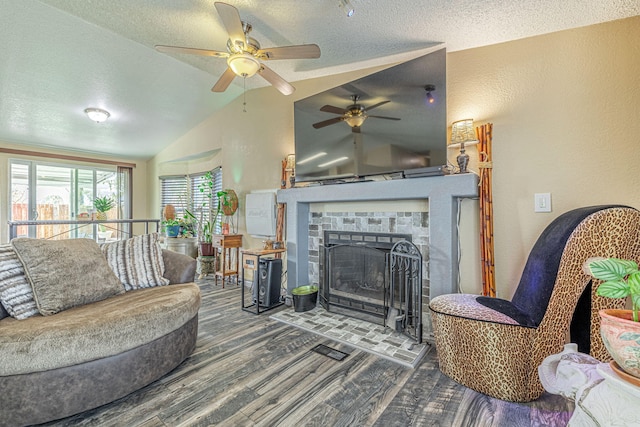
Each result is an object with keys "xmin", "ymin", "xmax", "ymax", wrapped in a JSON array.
[{"xmin": 534, "ymin": 193, "xmax": 552, "ymax": 213}]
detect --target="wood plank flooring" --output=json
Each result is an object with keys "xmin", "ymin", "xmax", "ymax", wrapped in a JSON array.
[{"xmin": 43, "ymin": 280, "xmax": 574, "ymax": 426}]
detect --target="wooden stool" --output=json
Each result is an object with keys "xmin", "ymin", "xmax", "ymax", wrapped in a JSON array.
[{"xmin": 197, "ymin": 256, "xmax": 216, "ymax": 280}]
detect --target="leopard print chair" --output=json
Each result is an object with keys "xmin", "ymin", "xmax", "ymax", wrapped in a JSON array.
[{"xmin": 429, "ymin": 205, "xmax": 640, "ymax": 402}]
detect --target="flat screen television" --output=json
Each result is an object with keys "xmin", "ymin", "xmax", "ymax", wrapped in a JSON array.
[{"xmin": 294, "ymin": 48, "xmax": 446, "ymax": 183}]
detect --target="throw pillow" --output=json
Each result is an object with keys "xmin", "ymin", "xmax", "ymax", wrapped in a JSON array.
[
  {"xmin": 11, "ymin": 238, "xmax": 124, "ymax": 316},
  {"xmin": 101, "ymin": 233, "xmax": 170, "ymax": 291},
  {"xmin": 0, "ymin": 244, "xmax": 39, "ymax": 319}
]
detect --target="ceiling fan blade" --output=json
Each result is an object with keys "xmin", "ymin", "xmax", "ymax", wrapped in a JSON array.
[
  {"xmin": 257, "ymin": 44, "xmax": 321, "ymax": 60},
  {"xmin": 312, "ymin": 117, "xmax": 344, "ymax": 129},
  {"xmin": 368, "ymin": 115, "xmax": 401, "ymax": 121},
  {"xmin": 155, "ymin": 45, "xmax": 229, "ymax": 58},
  {"xmin": 320, "ymin": 105, "xmax": 348, "ymax": 115},
  {"xmin": 257, "ymin": 64, "xmax": 295, "ymax": 95},
  {"xmin": 363, "ymin": 100, "xmax": 390, "ymax": 112},
  {"xmin": 214, "ymin": 2, "xmax": 246, "ymax": 48},
  {"xmin": 211, "ymin": 67, "xmax": 237, "ymax": 92}
]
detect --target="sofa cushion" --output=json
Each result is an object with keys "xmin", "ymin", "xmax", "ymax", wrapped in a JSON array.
[
  {"xmin": 102, "ymin": 233, "xmax": 170, "ymax": 290},
  {"xmin": 0, "ymin": 244, "xmax": 38, "ymax": 319},
  {"xmin": 162, "ymin": 249, "xmax": 197, "ymax": 284},
  {"xmin": 0, "ymin": 283, "xmax": 201, "ymax": 376},
  {"xmin": 11, "ymin": 238, "xmax": 124, "ymax": 316}
]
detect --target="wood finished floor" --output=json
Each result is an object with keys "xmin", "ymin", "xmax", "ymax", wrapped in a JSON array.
[{"xmin": 43, "ymin": 280, "xmax": 574, "ymax": 427}]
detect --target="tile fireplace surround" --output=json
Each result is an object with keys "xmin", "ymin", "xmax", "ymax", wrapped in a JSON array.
[{"xmin": 277, "ymin": 174, "xmax": 478, "ymax": 302}]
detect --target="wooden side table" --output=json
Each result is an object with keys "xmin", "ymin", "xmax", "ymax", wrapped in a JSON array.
[{"xmin": 211, "ymin": 234, "xmax": 242, "ymax": 287}]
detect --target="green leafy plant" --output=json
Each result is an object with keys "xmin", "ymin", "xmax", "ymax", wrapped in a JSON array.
[
  {"xmin": 185, "ymin": 171, "xmax": 231, "ymax": 243},
  {"xmin": 587, "ymin": 257, "xmax": 640, "ymax": 322},
  {"xmin": 178, "ymin": 214, "xmax": 196, "ymax": 238},
  {"xmin": 93, "ymin": 196, "xmax": 115, "ymax": 213},
  {"xmin": 162, "ymin": 218, "xmax": 180, "ymax": 227}
]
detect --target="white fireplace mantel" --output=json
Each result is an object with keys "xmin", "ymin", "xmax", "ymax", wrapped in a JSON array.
[{"xmin": 277, "ymin": 174, "xmax": 478, "ymax": 300}]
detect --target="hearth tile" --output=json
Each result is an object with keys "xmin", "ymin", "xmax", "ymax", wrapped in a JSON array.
[
  {"xmin": 393, "ymin": 352, "xmax": 415, "ymax": 363},
  {"xmin": 382, "ymin": 339, "xmax": 403, "ymax": 348},
  {"xmin": 270, "ymin": 307, "xmax": 428, "ymax": 368},
  {"xmin": 395, "ymin": 348, "xmax": 420, "ymax": 358}
]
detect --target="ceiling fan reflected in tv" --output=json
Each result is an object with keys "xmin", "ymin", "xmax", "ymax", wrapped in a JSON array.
[
  {"xmin": 293, "ymin": 48, "xmax": 447, "ymax": 183},
  {"xmin": 312, "ymin": 95, "xmax": 401, "ymax": 133}
]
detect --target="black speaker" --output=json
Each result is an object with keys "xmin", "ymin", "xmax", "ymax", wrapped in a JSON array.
[{"xmin": 252, "ymin": 258, "xmax": 282, "ymax": 307}]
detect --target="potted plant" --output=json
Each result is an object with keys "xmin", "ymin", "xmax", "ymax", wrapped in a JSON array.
[
  {"xmin": 163, "ymin": 218, "xmax": 181, "ymax": 238},
  {"xmin": 93, "ymin": 196, "xmax": 115, "ymax": 220},
  {"xmin": 178, "ymin": 213, "xmax": 197, "ymax": 238},
  {"xmin": 585, "ymin": 257, "xmax": 640, "ymax": 379},
  {"xmin": 184, "ymin": 171, "xmax": 226, "ymax": 256}
]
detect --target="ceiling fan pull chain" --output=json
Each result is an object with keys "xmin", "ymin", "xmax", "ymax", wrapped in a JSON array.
[{"xmin": 243, "ymin": 76, "xmax": 247, "ymax": 112}]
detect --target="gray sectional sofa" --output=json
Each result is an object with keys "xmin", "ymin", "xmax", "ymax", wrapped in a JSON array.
[{"xmin": 0, "ymin": 236, "xmax": 200, "ymax": 427}]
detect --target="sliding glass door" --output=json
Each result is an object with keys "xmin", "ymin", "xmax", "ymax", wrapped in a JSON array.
[{"xmin": 9, "ymin": 160, "xmax": 125, "ymax": 239}]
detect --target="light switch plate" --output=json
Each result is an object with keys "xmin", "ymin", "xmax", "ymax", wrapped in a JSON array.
[{"xmin": 534, "ymin": 193, "xmax": 552, "ymax": 213}]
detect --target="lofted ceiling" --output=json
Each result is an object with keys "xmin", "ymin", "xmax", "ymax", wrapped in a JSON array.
[{"xmin": 1, "ymin": 0, "xmax": 638, "ymax": 160}]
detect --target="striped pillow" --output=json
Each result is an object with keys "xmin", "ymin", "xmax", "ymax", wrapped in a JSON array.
[
  {"xmin": 0, "ymin": 244, "xmax": 39, "ymax": 319},
  {"xmin": 101, "ymin": 233, "xmax": 170, "ymax": 291}
]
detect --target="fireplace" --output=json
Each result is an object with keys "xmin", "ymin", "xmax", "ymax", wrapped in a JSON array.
[
  {"xmin": 277, "ymin": 174, "xmax": 479, "ymax": 340},
  {"xmin": 322, "ymin": 230, "xmax": 411, "ymax": 324}
]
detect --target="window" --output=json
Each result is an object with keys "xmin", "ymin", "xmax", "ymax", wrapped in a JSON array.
[
  {"xmin": 160, "ymin": 168, "xmax": 223, "ymax": 233},
  {"xmin": 9, "ymin": 159, "xmax": 131, "ymax": 239}
]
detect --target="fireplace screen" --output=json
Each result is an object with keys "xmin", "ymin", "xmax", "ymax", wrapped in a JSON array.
[
  {"xmin": 327, "ymin": 245, "xmax": 387, "ymax": 309},
  {"xmin": 322, "ymin": 231, "xmax": 411, "ymax": 325}
]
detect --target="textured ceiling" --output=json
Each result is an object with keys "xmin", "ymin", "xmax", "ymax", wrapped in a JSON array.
[{"xmin": 1, "ymin": 0, "xmax": 638, "ymax": 159}]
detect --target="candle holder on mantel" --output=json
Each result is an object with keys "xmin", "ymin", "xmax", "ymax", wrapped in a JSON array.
[{"xmin": 448, "ymin": 119, "xmax": 479, "ymax": 174}]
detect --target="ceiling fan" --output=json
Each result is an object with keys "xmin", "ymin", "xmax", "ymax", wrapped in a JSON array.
[
  {"xmin": 155, "ymin": 2, "xmax": 320, "ymax": 95},
  {"xmin": 312, "ymin": 95, "xmax": 401, "ymax": 133}
]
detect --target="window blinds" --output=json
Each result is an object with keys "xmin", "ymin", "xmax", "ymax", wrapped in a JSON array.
[{"xmin": 160, "ymin": 168, "xmax": 222, "ymax": 229}]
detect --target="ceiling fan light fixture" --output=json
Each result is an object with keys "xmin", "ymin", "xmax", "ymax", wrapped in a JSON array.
[
  {"xmin": 344, "ymin": 114, "xmax": 366, "ymax": 128},
  {"xmin": 227, "ymin": 53, "xmax": 261, "ymax": 77},
  {"xmin": 84, "ymin": 108, "xmax": 110, "ymax": 123}
]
